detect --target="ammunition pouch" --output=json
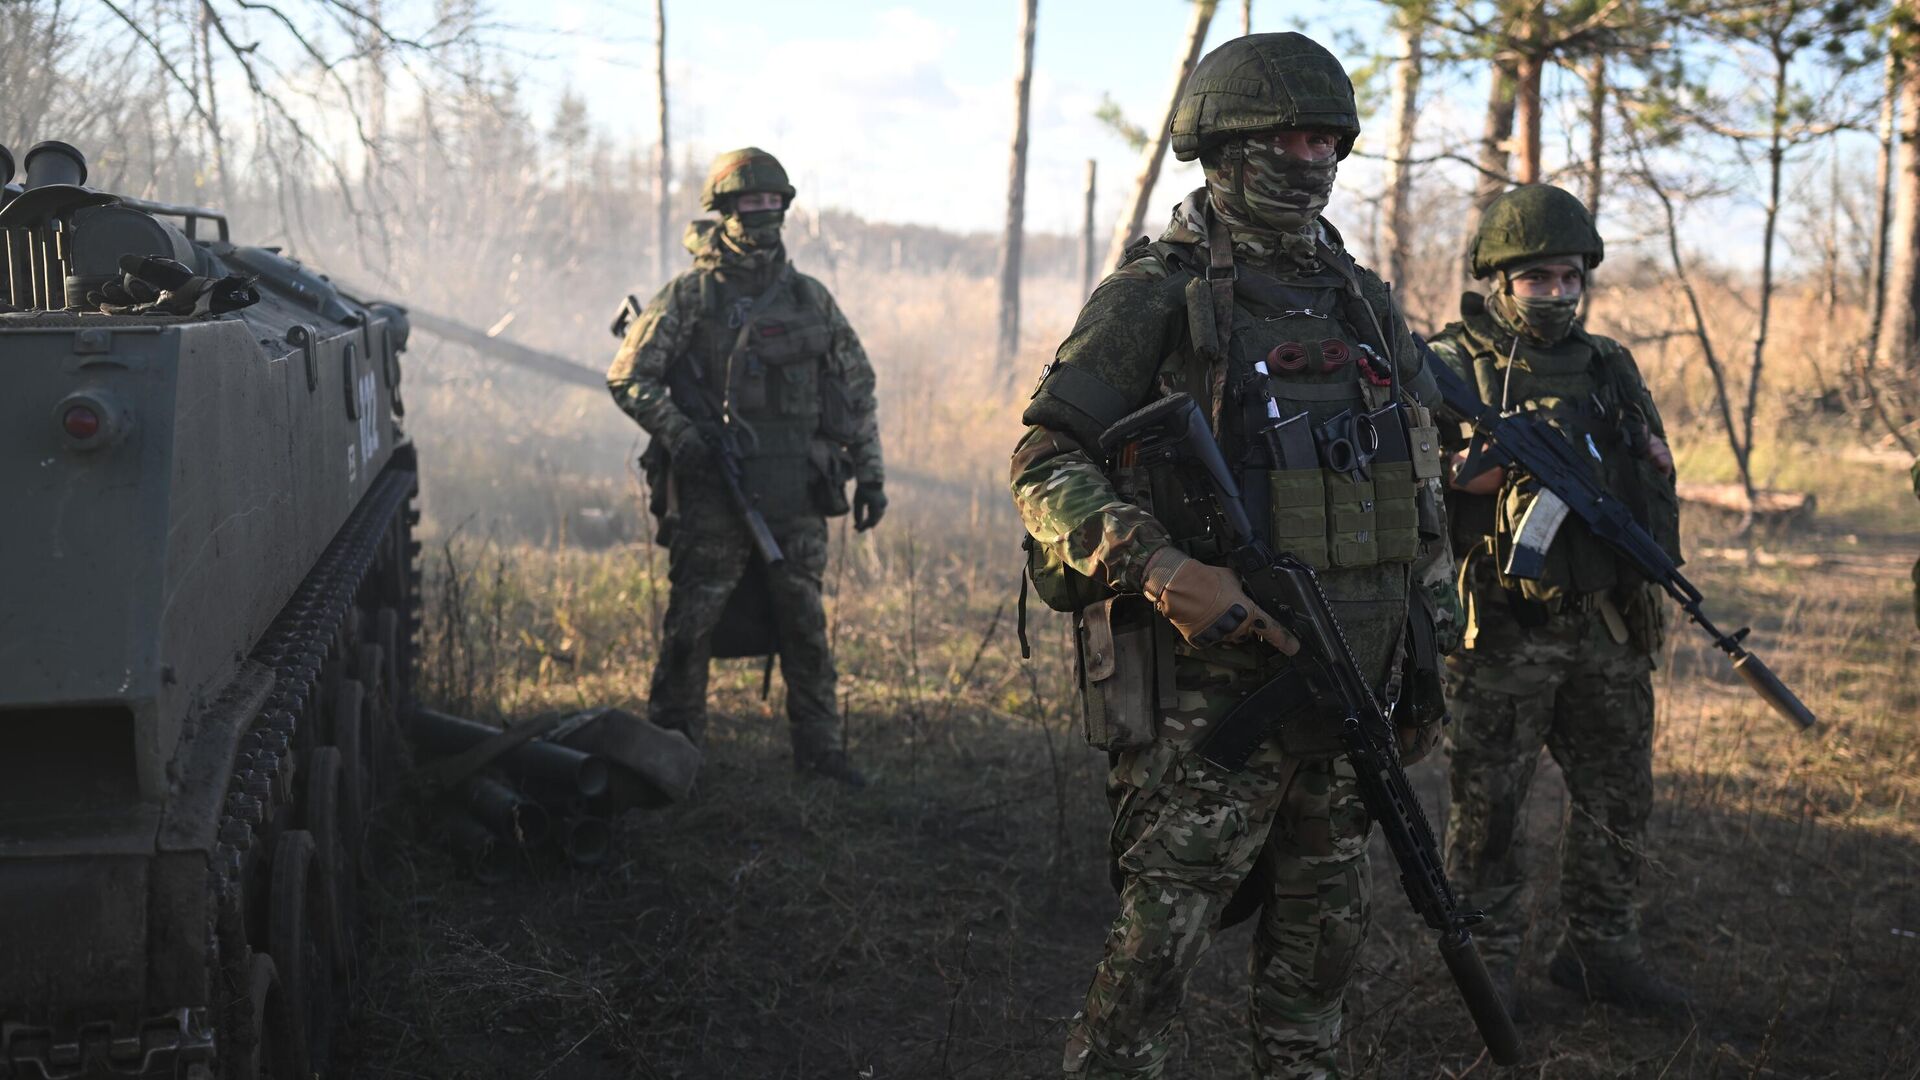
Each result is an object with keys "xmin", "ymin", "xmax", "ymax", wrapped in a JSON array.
[
  {"xmin": 639, "ymin": 441, "xmax": 675, "ymax": 544},
  {"xmin": 1261, "ymin": 404, "xmax": 1436, "ymax": 572},
  {"xmin": 808, "ymin": 437, "xmax": 854, "ymax": 517},
  {"xmin": 1074, "ymin": 596, "xmax": 1158, "ymax": 751},
  {"xmin": 1400, "ymin": 586, "xmax": 1450, "ymax": 727},
  {"xmin": 1614, "ymin": 581, "xmax": 1668, "ymax": 659}
]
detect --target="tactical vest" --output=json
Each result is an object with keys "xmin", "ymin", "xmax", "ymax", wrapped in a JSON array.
[
  {"xmin": 1116, "ymin": 235, "xmax": 1442, "ymax": 698},
  {"xmin": 1439, "ymin": 304, "xmax": 1679, "ymax": 604},
  {"xmin": 680, "ymin": 267, "xmax": 854, "ymax": 520}
]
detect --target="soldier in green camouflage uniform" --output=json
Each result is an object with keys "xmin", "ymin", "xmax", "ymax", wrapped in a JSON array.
[
  {"xmin": 1011, "ymin": 35, "xmax": 1456, "ymax": 1078},
  {"xmin": 1428, "ymin": 184, "xmax": 1689, "ymax": 1016},
  {"xmin": 607, "ymin": 148, "xmax": 884, "ymax": 787}
]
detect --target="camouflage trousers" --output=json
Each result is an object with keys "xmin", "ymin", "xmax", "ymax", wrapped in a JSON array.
[
  {"xmin": 647, "ymin": 509, "xmax": 842, "ymax": 762},
  {"xmin": 1065, "ymin": 699, "xmax": 1373, "ymax": 1080},
  {"xmin": 1443, "ymin": 596, "xmax": 1655, "ymax": 969}
]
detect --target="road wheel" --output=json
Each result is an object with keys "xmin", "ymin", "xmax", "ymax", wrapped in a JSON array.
[
  {"xmin": 302, "ymin": 746, "xmax": 352, "ymax": 977},
  {"xmin": 234, "ymin": 953, "xmax": 302, "ymax": 1080},
  {"xmin": 331, "ymin": 679, "xmax": 368, "ymax": 850},
  {"xmin": 269, "ymin": 830, "xmax": 330, "ymax": 1075}
]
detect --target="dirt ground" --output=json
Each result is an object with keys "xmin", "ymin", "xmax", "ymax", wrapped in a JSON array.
[{"xmin": 337, "ymin": 482, "xmax": 1919, "ymax": 1080}]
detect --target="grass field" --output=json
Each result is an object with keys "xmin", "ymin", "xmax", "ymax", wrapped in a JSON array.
[{"xmin": 341, "ymin": 265, "xmax": 1920, "ymax": 1079}]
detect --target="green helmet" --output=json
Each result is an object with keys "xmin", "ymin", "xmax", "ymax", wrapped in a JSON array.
[
  {"xmin": 1468, "ymin": 184, "xmax": 1605, "ymax": 279},
  {"xmin": 1170, "ymin": 33, "xmax": 1361, "ymax": 162},
  {"xmin": 699, "ymin": 147, "xmax": 796, "ymax": 212}
]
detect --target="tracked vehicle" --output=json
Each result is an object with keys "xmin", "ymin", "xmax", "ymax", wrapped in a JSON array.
[{"xmin": 0, "ymin": 141, "xmax": 416, "ymax": 1078}]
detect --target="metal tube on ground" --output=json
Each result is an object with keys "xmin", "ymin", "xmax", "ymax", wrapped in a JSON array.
[
  {"xmin": 441, "ymin": 809, "xmax": 513, "ymax": 885},
  {"xmin": 408, "ymin": 707, "xmax": 609, "ymax": 799},
  {"xmin": 465, "ymin": 775, "xmax": 551, "ymax": 848},
  {"xmin": 559, "ymin": 816, "xmax": 610, "ymax": 868}
]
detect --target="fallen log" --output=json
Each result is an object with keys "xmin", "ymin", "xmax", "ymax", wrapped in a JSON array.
[{"xmin": 1677, "ymin": 482, "xmax": 1816, "ymax": 524}]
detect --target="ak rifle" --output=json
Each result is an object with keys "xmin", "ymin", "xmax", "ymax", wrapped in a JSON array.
[
  {"xmin": 1419, "ymin": 338, "xmax": 1817, "ymax": 731},
  {"xmin": 1097, "ymin": 393, "xmax": 1522, "ymax": 1067},
  {"xmin": 613, "ymin": 296, "xmax": 783, "ymax": 566}
]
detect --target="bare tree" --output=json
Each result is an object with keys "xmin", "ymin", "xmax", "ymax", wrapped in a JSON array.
[
  {"xmin": 1511, "ymin": 1, "xmax": 1545, "ymax": 183},
  {"xmin": 1629, "ymin": 0, "xmax": 1878, "ymax": 524},
  {"xmin": 1459, "ymin": 59, "xmax": 1516, "ymax": 281},
  {"xmin": 364, "ymin": 0, "xmax": 388, "ymax": 148},
  {"xmin": 1081, "ymin": 158, "xmax": 1099, "ymax": 296},
  {"xmin": 1379, "ymin": 3, "xmax": 1427, "ymax": 287},
  {"xmin": 1880, "ymin": 0, "xmax": 1920, "ymax": 375},
  {"xmin": 997, "ymin": 0, "xmax": 1038, "ymax": 368},
  {"xmin": 1867, "ymin": 46, "xmax": 1898, "ymax": 368},
  {"xmin": 654, "ymin": 0, "xmax": 671, "ymax": 284},
  {"xmin": 1106, "ymin": 0, "xmax": 1216, "ymax": 274},
  {"xmin": 1584, "ymin": 54, "xmax": 1606, "ymax": 221}
]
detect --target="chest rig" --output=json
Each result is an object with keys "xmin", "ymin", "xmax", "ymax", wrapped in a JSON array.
[
  {"xmin": 1130, "ymin": 218, "xmax": 1439, "ymax": 575},
  {"xmin": 1118, "ymin": 211, "xmax": 1443, "ymax": 700},
  {"xmin": 681, "ymin": 266, "xmax": 841, "ymax": 520},
  {"xmin": 1447, "ymin": 305, "xmax": 1650, "ymax": 601}
]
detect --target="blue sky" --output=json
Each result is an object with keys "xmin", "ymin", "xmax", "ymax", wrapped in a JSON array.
[
  {"xmin": 484, "ymin": 0, "xmax": 1875, "ymax": 272},
  {"xmin": 495, "ymin": 0, "xmax": 1395, "ymax": 235}
]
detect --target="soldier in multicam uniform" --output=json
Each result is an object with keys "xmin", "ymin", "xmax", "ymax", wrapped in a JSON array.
[
  {"xmin": 1427, "ymin": 184, "xmax": 1689, "ymax": 1017},
  {"xmin": 607, "ymin": 147, "xmax": 884, "ymax": 788},
  {"xmin": 1011, "ymin": 34, "xmax": 1457, "ymax": 1078}
]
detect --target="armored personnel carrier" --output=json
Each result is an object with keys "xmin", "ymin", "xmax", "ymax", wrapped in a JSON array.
[{"xmin": 0, "ymin": 141, "xmax": 415, "ymax": 1078}]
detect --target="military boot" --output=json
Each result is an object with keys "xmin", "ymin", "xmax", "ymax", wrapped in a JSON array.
[
  {"xmin": 1547, "ymin": 943, "xmax": 1693, "ymax": 1019},
  {"xmin": 796, "ymin": 747, "xmax": 867, "ymax": 790}
]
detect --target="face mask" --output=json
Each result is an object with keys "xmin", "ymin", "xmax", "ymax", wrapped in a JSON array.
[
  {"xmin": 1207, "ymin": 137, "xmax": 1338, "ymax": 234},
  {"xmin": 723, "ymin": 208, "xmax": 785, "ymax": 251},
  {"xmin": 1499, "ymin": 291, "xmax": 1580, "ymax": 344}
]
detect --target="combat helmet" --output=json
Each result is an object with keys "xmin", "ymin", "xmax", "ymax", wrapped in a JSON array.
[
  {"xmin": 700, "ymin": 147, "xmax": 797, "ymax": 212},
  {"xmin": 1468, "ymin": 184, "xmax": 1605, "ymax": 279},
  {"xmin": 1170, "ymin": 33, "xmax": 1361, "ymax": 162}
]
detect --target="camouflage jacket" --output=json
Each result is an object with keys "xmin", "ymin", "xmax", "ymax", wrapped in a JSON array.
[
  {"xmin": 1011, "ymin": 190, "xmax": 1441, "ymax": 596},
  {"xmin": 606, "ymin": 221, "xmax": 884, "ymax": 486}
]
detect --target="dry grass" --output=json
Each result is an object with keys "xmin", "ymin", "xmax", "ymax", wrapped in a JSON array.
[{"xmin": 343, "ymin": 264, "xmax": 1919, "ymax": 1079}]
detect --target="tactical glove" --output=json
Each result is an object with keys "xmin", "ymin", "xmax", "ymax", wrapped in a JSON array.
[
  {"xmin": 852, "ymin": 481, "xmax": 887, "ymax": 531},
  {"xmin": 1141, "ymin": 548, "xmax": 1299, "ymax": 654},
  {"xmin": 667, "ymin": 425, "xmax": 715, "ymax": 472},
  {"xmin": 1396, "ymin": 719, "xmax": 1443, "ymax": 765}
]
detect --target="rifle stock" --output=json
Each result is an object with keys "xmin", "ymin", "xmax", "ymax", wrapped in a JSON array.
[{"xmin": 1419, "ymin": 339, "xmax": 1819, "ymax": 732}]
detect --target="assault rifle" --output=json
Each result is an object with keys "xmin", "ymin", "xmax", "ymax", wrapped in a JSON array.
[
  {"xmin": 1098, "ymin": 393, "xmax": 1522, "ymax": 1068},
  {"xmin": 613, "ymin": 295, "xmax": 783, "ymax": 566},
  {"xmin": 1419, "ymin": 338, "xmax": 1817, "ymax": 731}
]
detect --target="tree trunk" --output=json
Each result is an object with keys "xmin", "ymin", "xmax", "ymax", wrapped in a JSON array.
[
  {"xmin": 1739, "ymin": 49, "xmax": 1791, "ymax": 528},
  {"xmin": 366, "ymin": 0, "xmax": 388, "ymax": 149},
  {"xmin": 1105, "ymin": 0, "xmax": 1217, "ymax": 274},
  {"xmin": 1584, "ymin": 54, "xmax": 1605, "ymax": 222},
  {"xmin": 1241, "ymin": 0, "xmax": 1251, "ymax": 35},
  {"xmin": 997, "ymin": 0, "xmax": 1039, "ymax": 368},
  {"xmin": 1380, "ymin": 10, "xmax": 1425, "ymax": 287},
  {"xmin": 1866, "ymin": 49, "xmax": 1897, "ymax": 367},
  {"xmin": 1876, "ymin": 38, "xmax": 1918, "ymax": 374},
  {"xmin": 1081, "ymin": 158, "xmax": 1098, "ymax": 296},
  {"xmin": 653, "ymin": 0, "xmax": 671, "ymax": 284},
  {"xmin": 1513, "ymin": 52, "xmax": 1543, "ymax": 184},
  {"xmin": 1460, "ymin": 59, "xmax": 1518, "ymax": 283},
  {"xmin": 1634, "ymin": 131, "xmax": 1751, "ymax": 522},
  {"xmin": 1825, "ymin": 141, "xmax": 1840, "ymax": 317},
  {"xmin": 197, "ymin": 0, "xmax": 228, "ymax": 204},
  {"xmin": 1580, "ymin": 55, "xmax": 1605, "ymax": 317}
]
